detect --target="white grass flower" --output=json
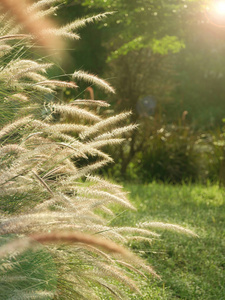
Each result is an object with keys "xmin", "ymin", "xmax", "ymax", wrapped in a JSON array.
[
  {"xmin": 72, "ymin": 99, "xmax": 110, "ymax": 107},
  {"xmin": 73, "ymin": 70, "xmax": 115, "ymax": 94},
  {"xmin": 0, "ymin": 116, "xmax": 32, "ymax": 140},
  {"xmin": 81, "ymin": 111, "xmax": 132, "ymax": 139},
  {"xmin": 0, "ymin": 34, "xmax": 30, "ymax": 41},
  {"xmin": 139, "ymin": 222, "xmax": 199, "ymax": 237},
  {"xmin": 93, "ymin": 124, "xmax": 138, "ymax": 141},
  {"xmin": 28, "ymin": 0, "xmax": 61, "ymax": 11},
  {"xmin": 51, "ymin": 103, "xmax": 102, "ymax": 122},
  {"xmin": 61, "ymin": 12, "xmax": 114, "ymax": 32}
]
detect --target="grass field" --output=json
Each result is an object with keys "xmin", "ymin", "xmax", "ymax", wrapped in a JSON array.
[
  {"xmin": 111, "ymin": 183, "xmax": 225, "ymax": 300},
  {"xmin": 1, "ymin": 183, "xmax": 224, "ymax": 299}
]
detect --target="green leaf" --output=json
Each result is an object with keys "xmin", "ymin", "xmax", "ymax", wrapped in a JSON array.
[
  {"xmin": 151, "ymin": 36, "xmax": 185, "ymax": 55},
  {"xmin": 107, "ymin": 36, "xmax": 145, "ymax": 61}
]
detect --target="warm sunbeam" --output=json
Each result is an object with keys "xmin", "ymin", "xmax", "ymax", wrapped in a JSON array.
[
  {"xmin": 214, "ymin": 1, "xmax": 225, "ymax": 15},
  {"xmin": 205, "ymin": 1, "xmax": 225, "ymax": 27}
]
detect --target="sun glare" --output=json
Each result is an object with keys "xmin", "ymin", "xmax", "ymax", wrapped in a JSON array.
[{"xmin": 215, "ymin": 1, "xmax": 225, "ymax": 15}]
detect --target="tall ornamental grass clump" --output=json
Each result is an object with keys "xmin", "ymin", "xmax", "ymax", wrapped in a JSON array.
[{"xmin": 0, "ymin": 1, "xmax": 197, "ymax": 299}]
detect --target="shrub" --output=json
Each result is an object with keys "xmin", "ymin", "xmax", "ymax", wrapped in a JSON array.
[
  {"xmin": 205, "ymin": 128, "xmax": 225, "ymax": 185},
  {"xmin": 103, "ymin": 116, "xmax": 203, "ymax": 184},
  {"xmin": 139, "ymin": 123, "xmax": 200, "ymax": 184}
]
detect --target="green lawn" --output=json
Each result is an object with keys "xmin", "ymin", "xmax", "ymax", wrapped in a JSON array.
[{"xmin": 111, "ymin": 183, "xmax": 225, "ymax": 300}]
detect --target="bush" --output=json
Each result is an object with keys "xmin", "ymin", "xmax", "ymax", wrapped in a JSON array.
[
  {"xmin": 104, "ymin": 116, "xmax": 225, "ymax": 185},
  {"xmin": 139, "ymin": 123, "xmax": 200, "ymax": 183}
]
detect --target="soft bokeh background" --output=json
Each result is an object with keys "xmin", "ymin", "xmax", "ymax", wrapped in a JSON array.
[{"xmin": 53, "ymin": 0, "xmax": 225, "ymax": 184}]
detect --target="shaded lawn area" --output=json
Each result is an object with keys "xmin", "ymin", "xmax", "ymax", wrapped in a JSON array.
[{"xmin": 111, "ymin": 183, "xmax": 225, "ymax": 299}]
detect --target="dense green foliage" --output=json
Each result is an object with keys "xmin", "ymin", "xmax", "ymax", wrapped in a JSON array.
[
  {"xmin": 60, "ymin": 0, "xmax": 225, "ymax": 127},
  {"xmin": 57, "ymin": 1, "xmax": 225, "ymax": 183},
  {"xmin": 101, "ymin": 119, "xmax": 225, "ymax": 185},
  {"xmin": 60, "ymin": 0, "xmax": 221, "ymax": 124}
]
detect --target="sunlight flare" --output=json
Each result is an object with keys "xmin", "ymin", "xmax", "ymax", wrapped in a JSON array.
[{"xmin": 214, "ymin": 1, "xmax": 225, "ymax": 15}]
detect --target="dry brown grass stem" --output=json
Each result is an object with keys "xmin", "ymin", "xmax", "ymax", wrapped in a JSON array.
[
  {"xmin": 32, "ymin": 171, "xmax": 54, "ymax": 195},
  {"xmin": 30, "ymin": 231, "xmax": 132, "ymax": 256}
]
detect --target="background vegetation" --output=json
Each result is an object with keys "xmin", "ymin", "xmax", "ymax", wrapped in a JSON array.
[{"xmin": 56, "ymin": 0, "xmax": 225, "ymax": 184}]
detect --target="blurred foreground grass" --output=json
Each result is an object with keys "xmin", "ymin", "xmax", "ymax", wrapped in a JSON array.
[{"xmin": 111, "ymin": 183, "xmax": 225, "ymax": 299}]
